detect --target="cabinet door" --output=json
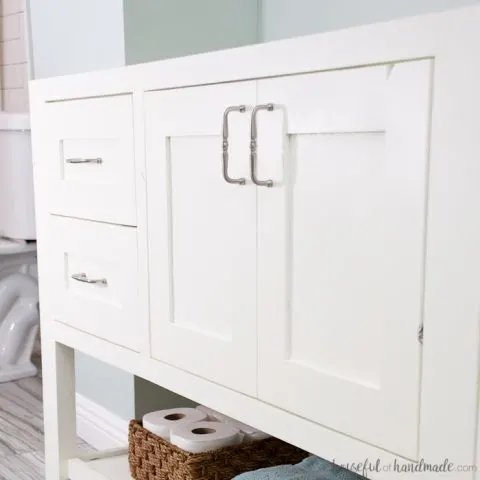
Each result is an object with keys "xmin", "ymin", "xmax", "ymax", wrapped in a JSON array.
[
  {"xmin": 145, "ymin": 83, "xmax": 257, "ymax": 395},
  {"xmin": 257, "ymin": 61, "xmax": 432, "ymax": 458}
]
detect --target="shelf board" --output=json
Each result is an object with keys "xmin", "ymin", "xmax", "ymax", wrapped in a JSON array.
[{"xmin": 68, "ymin": 448, "xmax": 132, "ymax": 480}]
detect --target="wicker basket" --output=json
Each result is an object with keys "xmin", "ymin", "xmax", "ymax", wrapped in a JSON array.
[{"xmin": 128, "ymin": 420, "xmax": 309, "ymax": 480}]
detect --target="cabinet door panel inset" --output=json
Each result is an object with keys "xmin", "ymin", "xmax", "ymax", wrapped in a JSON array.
[
  {"xmin": 146, "ymin": 83, "xmax": 257, "ymax": 396},
  {"xmin": 169, "ymin": 136, "xmax": 249, "ymax": 340},
  {"xmin": 290, "ymin": 133, "xmax": 385, "ymax": 387},
  {"xmin": 257, "ymin": 61, "xmax": 432, "ymax": 458}
]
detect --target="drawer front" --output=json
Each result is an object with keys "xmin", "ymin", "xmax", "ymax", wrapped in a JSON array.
[
  {"xmin": 44, "ymin": 95, "xmax": 136, "ymax": 225},
  {"xmin": 48, "ymin": 216, "xmax": 140, "ymax": 351}
]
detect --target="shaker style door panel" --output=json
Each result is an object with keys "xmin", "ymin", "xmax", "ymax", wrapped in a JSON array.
[
  {"xmin": 256, "ymin": 61, "xmax": 432, "ymax": 458},
  {"xmin": 145, "ymin": 82, "xmax": 258, "ymax": 395},
  {"xmin": 43, "ymin": 95, "xmax": 136, "ymax": 225}
]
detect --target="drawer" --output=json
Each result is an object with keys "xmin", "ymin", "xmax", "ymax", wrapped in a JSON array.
[
  {"xmin": 47, "ymin": 216, "xmax": 140, "ymax": 351},
  {"xmin": 44, "ymin": 95, "xmax": 136, "ymax": 225}
]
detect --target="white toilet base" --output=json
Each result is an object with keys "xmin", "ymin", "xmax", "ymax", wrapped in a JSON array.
[{"xmin": 0, "ymin": 361, "xmax": 37, "ymax": 383}]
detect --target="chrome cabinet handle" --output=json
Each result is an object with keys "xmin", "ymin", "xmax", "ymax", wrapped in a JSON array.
[
  {"xmin": 65, "ymin": 157, "xmax": 102, "ymax": 164},
  {"xmin": 250, "ymin": 104, "xmax": 274, "ymax": 188},
  {"xmin": 71, "ymin": 273, "xmax": 107, "ymax": 285},
  {"xmin": 222, "ymin": 105, "xmax": 246, "ymax": 185}
]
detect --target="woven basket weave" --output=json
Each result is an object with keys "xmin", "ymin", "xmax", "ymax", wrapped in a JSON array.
[{"xmin": 128, "ymin": 420, "xmax": 309, "ymax": 480}]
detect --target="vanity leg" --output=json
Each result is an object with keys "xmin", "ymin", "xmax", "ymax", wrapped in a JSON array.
[{"xmin": 42, "ymin": 338, "xmax": 76, "ymax": 479}]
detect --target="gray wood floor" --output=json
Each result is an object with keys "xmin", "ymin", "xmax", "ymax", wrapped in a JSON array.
[{"xmin": 0, "ymin": 356, "xmax": 92, "ymax": 480}]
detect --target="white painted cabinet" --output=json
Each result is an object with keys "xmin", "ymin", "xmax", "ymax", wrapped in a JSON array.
[{"xmin": 145, "ymin": 61, "xmax": 432, "ymax": 457}]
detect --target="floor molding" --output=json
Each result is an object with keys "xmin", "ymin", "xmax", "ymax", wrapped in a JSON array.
[{"xmin": 76, "ymin": 393, "xmax": 129, "ymax": 451}]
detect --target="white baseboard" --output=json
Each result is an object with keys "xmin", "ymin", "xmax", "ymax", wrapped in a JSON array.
[{"xmin": 76, "ymin": 393, "xmax": 129, "ymax": 451}]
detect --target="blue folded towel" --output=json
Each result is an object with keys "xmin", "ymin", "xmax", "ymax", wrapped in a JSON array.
[{"xmin": 234, "ymin": 456, "xmax": 364, "ymax": 480}]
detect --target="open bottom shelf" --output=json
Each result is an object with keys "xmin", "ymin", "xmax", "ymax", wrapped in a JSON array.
[{"xmin": 68, "ymin": 448, "xmax": 132, "ymax": 480}]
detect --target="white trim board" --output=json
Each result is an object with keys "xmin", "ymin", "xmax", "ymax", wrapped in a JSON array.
[{"xmin": 76, "ymin": 393, "xmax": 129, "ymax": 451}]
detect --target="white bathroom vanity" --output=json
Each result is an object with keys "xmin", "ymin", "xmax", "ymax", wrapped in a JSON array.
[{"xmin": 31, "ymin": 5, "xmax": 480, "ymax": 479}]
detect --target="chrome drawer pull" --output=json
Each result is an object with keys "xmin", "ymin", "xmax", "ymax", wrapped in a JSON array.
[
  {"xmin": 65, "ymin": 157, "xmax": 103, "ymax": 164},
  {"xmin": 250, "ymin": 104, "xmax": 274, "ymax": 188},
  {"xmin": 71, "ymin": 273, "xmax": 107, "ymax": 286},
  {"xmin": 222, "ymin": 105, "xmax": 246, "ymax": 185}
]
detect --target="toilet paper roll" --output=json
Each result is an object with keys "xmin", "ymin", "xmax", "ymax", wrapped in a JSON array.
[
  {"xmin": 196, "ymin": 405, "xmax": 229, "ymax": 422},
  {"xmin": 196, "ymin": 405, "xmax": 270, "ymax": 442},
  {"xmin": 170, "ymin": 421, "xmax": 242, "ymax": 453},
  {"xmin": 224, "ymin": 419, "xmax": 271, "ymax": 442},
  {"xmin": 143, "ymin": 408, "xmax": 207, "ymax": 441}
]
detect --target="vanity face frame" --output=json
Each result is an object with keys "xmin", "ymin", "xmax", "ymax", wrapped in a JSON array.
[{"xmin": 31, "ymin": 6, "xmax": 480, "ymax": 479}]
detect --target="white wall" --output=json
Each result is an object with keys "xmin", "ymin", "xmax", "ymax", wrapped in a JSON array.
[{"xmin": 261, "ymin": 0, "xmax": 480, "ymax": 41}]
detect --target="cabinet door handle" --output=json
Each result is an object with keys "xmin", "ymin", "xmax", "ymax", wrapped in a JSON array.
[
  {"xmin": 71, "ymin": 273, "xmax": 107, "ymax": 286},
  {"xmin": 65, "ymin": 157, "xmax": 103, "ymax": 164},
  {"xmin": 250, "ymin": 104, "xmax": 274, "ymax": 188},
  {"xmin": 222, "ymin": 105, "xmax": 246, "ymax": 185}
]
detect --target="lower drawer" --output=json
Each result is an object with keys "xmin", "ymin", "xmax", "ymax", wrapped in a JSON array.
[{"xmin": 47, "ymin": 216, "xmax": 140, "ymax": 351}]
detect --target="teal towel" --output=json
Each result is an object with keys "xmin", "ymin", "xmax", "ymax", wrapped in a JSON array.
[{"xmin": 234, "ymin": 456, "xmax": 364, "ymax": 480}]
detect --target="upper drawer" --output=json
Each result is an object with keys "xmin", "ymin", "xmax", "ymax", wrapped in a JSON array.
[{"xmin": 44, "ymin": 95, "xmax": 136, "ymax": 225}]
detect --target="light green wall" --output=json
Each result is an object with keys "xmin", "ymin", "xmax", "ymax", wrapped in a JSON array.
[
  {"xmin": 123, "ymin": 0, "xmax": 260, "ymax": 64},
  {"xmin": 74, "ymin": 357, "xmax": 196, "ymax": 421},
  {"xmin": 134, "ymin": 377, "xmax": 196, "ymax": 419},
  {"xmin": 28, "ymin": 0, "xmax": 125, "ymax": 78},
  {"xmin": 75, "ymin": 355, "xmax": 135, "ymax": 420},
  {"xmin": 260, "ymin": 0, "xmax": 480, "ymax": 41}
]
